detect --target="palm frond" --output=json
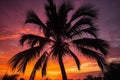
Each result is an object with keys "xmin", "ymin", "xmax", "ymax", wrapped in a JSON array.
[
  {"xmin": 42, "ymin": 55, "xmax": 49, "ymax": 77},
  {"xmin": 45, "ymin": 0, "xmax": 57, "ymax": 20},
  {"xmin": 47, "ymin": 0, "xmax": 56, "ymax": 10},
  {"xmin": 68, "ymin": 17, "xmax": 95, "ymax": 35},
  {"xmin": 64, "ymin": 22, "xmax": 72, "ymax": 38},
  {"xmin": 58, "ymin": 2, "xmax": 73, "ymax": 25},
  {"xmin": 25, "ymin": 10, "xmax": 46, "ymax": 29},
  {"xmin": 9, "ymin": 46, "xmax": 45, "ymax": 73},
  {"xmin": 30, "ymin": 52, "xmax": 47, "ymax": 80},
  {"xmin": 72, "ymin": 38, "xmax": 109, "ymax": 56},
  {"xmin": 45, "ymin": 0, "xmax": 73, "ymax": 38},
  {"xmin": 57, "ymin": 2, "xmax": 73, "ymax": 36},
  {"xmin": 70, "ymin": 4, "xmax": 98, "ymax": 22},
  {"xmin": 20, "ymin": 34, "xmax": 52, "ymax": 47},
  {"xmin": 70, "ymin": 27, "xmax": 97, "ymax": 38},
  {"xmin": 80, "ymin": 47, "xmax": 107, "ymax": 72},
  {"xmin": 68, "ymin": 24, "xmax": 97, "ymax": 38},
  {"xmin": 67, "ymin": 48, "xmax": 80, "ymax": 70},
  {"xmin": 45, "ymin": 1, "xmax": 58, "ymax": 38}
]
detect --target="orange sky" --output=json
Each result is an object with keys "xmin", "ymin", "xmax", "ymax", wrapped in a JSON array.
[{"xmin": 0, "ymin": 50, "xmax": 101, "ymax": 80}]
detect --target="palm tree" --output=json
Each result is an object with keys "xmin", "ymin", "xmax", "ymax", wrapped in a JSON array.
[{"xmin": 9, "ymin": 0, "xmax": 109, "ymax": 80}]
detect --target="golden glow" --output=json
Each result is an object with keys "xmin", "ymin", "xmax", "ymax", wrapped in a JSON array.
[
  {"xmin": 0, "ymin": 54, "xmax": 100, "ymax": 80},
  {"xmin": 0, "ymin": 52, "xmax": 101, "ymax": 79}
]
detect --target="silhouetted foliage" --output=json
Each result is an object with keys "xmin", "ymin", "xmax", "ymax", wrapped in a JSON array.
[
  {"xmin": 84, "ymin": 75, "xmax": 94, "ymax": 80},
  {"xmin": 84, "ymin": 74, "xmax": 102, "ymax": 80},
  {"xmin": 94, "ymin": 76, "xmax": 102, "ymax": 80},
  {"xmin": 103, "ymin": 60, "xmax": 120, "ymax": 80},
  {"xmin": 9, "ymin": 0, "xmax": 109, "ymax": 80},
  {"xmin": 20, "ymin": 78, "xmax": 25, "ymax": 80},
  {"xmin": 2, "ymin": 74, "xmax": 19, "ymax": 80}
]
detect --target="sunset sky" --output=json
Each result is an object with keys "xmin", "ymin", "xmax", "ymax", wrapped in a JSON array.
[{"xmin": 0, "ymin": 0, "xmax": 120, "ymax": 80}]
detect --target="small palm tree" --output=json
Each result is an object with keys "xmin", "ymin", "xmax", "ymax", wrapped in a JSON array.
[{"xmin": 9, "ymin": 0, "xmax": 109, "ymax": 80}]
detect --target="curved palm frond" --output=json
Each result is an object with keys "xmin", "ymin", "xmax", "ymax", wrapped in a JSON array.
[
  {"xmin": 42, "ymin": 50, "xmax": 52, "ymax": 77},
  {"xmin": 42, "ymin": 55, "xmax": 49, "ymax": 77},
  {"xmin": 70, "ymin": 4, "xmax": 98, "ymax": 22},
  {"xmin": 57, "ymin": 2, "xmax": 73, "ymax": 36},
  {"xmin": 30, "ymin": 52, "xmax": 47, "ymax": 80},
  {"xmin": 72, "ymin": 38, "xmax": 109, "ymax": 56},
  {"xmin": 67, "ymin": 17, "xmax": 96, "ymax": 36},
  {"xmin": 25, "ymin": 10, "xmax": 46, "ymax": 29},
  {"xmin": 58, "ymin": 2, "xmax": 73, "ymax": 26},
  {"xmin": 70, "ymin": 26, "xmax": 97, "ymax": 38},
  {"xmin": 20, "ymin": 34, "xmax": 52, "ymax": 47},
  {"xmin": 80, "ymin": 47, "xmax": 107, "ymax": 72},
  {"xmin": 9, "ymin": 44, "xmax": 47, "ymax": 73},
  {"xmin": 67, "ymin": 48, "xmax": 80, "ymax": 70},
  {"xmin": 45, "ymin": 0, "xmax": 73, "ymax": 38},
  {"xmin": 45, "ymin": 0, "xmax": 57, "ymax": 20}
]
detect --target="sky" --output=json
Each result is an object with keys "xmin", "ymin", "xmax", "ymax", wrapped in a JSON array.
[{"xmin": 0, "ymin": 0, "xmax": 120, "ymax": 79}]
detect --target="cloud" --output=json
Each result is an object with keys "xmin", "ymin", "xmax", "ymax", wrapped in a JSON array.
[
  {"xmin": 0, "ymin": 25, "xmax": 41, "ymax": 40},
  {"xmin": 107, "ymin": 57, "xmax": 120, "ymax": 63},
  {"xmin": 0, "ymin": 34, "xmax": 20, "ymax": 40},
  {"xmin": 81, "ymin": 62, "xmax": 98, "ymax": 68}
]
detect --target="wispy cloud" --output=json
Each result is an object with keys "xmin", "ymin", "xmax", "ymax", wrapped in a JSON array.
[
  {"xmin": 81, "ymin": 62, "xmax": 98, "ymax": 68},
  {"xmin": 107, "ymin": 57, "xmax": 120, "ymax": 63},
  {"xmin": 0, "ymin": 34, "xmax": 20, "ymax": 40}
]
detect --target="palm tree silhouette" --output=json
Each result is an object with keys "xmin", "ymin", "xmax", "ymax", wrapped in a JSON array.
[{"xmin": 9, "ymin": 0, "xmax": 109, "ymax": 80}]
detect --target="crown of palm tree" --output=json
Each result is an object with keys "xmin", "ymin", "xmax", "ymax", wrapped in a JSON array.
[{"xmin": 9, "ymin": 0, "xmax": 109, "ymax": 80}]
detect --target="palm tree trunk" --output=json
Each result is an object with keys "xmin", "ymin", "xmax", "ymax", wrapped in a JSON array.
[{"xmin": 58, "ymin": 56, "xmax": 67, "ymax": 80}]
